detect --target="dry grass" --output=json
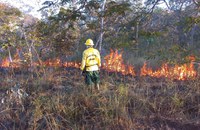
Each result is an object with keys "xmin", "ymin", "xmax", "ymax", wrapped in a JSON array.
[{"xmin": 0, "ymin": 67, "xmax": 200, "ymax": 129}]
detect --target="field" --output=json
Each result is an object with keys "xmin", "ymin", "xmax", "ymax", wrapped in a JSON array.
[{"xmin": 0, "ymin": 66, "xmax": 200, "ymax": 130}]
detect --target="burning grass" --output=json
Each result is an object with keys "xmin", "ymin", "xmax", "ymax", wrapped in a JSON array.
[
  {"xmin": 0, "ymin": 49, "xmax": 198, "ymax": 81},
  {"xmin": 0, "ymin": 66, "xmax": 200, "ymax": 129},
  {"xmin": 0, "ymin": 50, "xmax": 199, "ymax": 129}
]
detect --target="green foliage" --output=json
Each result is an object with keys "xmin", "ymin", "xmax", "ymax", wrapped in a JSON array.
[
  {"xmin": 145, "ymin": 44, "xmax": 195, "ymax": 65},
  {"xmin": 86, "ymin": 0, "xmax": 101, "ymax": 10},
  {"xmin": 183, "ymin": 16, "xmax": 200, "ymax": 32},
  {"xmin": 0, "ymin": 4, "xmax": 23, "ymax": 58},
  {"xmin": 0, "ymin": 0, "xmax": 200, "ymax": 68},
  {"xmin": 35, "ymin": 15, "xmax": 81, "ymax": 57},
  {"xmin": 4, "ymin": 7, "xmax": 21, "ymax": 16},
  {"xmin": 49, "ymin": 7, "xmax": 81, "ymax": 21},
  {"xmin": 140, "ymin": 30, "xmax": 162, "ymax": 37},
  {"xmin": 104, "ymin": 1, "xmax": 131, "ymax": 16},
  {"xmin": 40, "ymin": 0, "xmax": 135, "ymax": 53},
  {"xmin": 105, "ymin": 32, "xmax": 136, "ymax": 49}
]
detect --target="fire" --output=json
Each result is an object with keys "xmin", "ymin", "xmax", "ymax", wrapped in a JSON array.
[
  {"xmin": 1, "ymin": 58, "xmax": 10, "ymax": 67},
  {"xmin": 0, "ymin": 52, "xmax": 22, "ymax": 68},
  {"xmin": 0, "ymin": 49, "xmax": 198, "ymax": 80},
  {"xmin": 140, "ymin": 62, "xmax": 197, "ymax": 80},
  {"xmin": 63, "ymin": 62, "xmax": 80, "ymax": 68},
  {"xmin": 103, "ymin": 49, "xmax": 135, "ymax": 76},
  {"xmin": 42, "ymin": 58, "xmax": 62, "ymax": 67}
]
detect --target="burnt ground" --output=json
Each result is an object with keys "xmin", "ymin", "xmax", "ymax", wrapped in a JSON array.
[{"xmin": 0, "ymin": 67, "xmax": 200, "ymax": 129}]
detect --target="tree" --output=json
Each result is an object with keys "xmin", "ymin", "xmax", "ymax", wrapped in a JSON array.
[
  {"xmin": 0, "ymin": 3, "xmax": 22, "ymax": 62},
  {"xmin": 40, "ymin": 0, "xmax": 145, "ymax": 53},
  {"xmin": 0, "ymin": 3, "xmax": 46, "ymax": 69},
  {"xmin": 139, "ymin": 0, "xmax": 200, "ymax": 63}
]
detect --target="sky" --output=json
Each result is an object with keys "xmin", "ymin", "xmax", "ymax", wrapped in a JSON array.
[
  {"xmin": 0, "ymin": 0, "xmax": 167, "ymax": 19},
  {"xmin": 0, "ymin": 0, "xmax": 46, "ymax": 19}
]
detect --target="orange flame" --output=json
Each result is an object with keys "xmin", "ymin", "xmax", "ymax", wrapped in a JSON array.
[
  {"xmin": 42, "ymin": 58, "xmax": 62, "ymax": 67},
  {"xmin": 0, "ymin": 52, "xmax": 21, "ymax": 68},
  {"xmin": 1, "ymin": 58, "xmax": 10, "ymax": 67},
  {"xmin": 140, "ymin": 62, "xmax": 197, "ymax": 80},
  {"xmin": 0, "ymin": 50, "xmax": 198, "ymax": 80},
  {"xmin": 102, "ymin": 49, "xmax": 136, "ymax": 76},
  {"xmin": 63, "ymin": 62, "xmax": 80, "ymax": 68}
]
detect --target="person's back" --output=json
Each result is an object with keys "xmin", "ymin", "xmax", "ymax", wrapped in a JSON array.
[
  {"xmin": 80, "ymin": 39, "xmax": 101, "ymax": 92},
  {"xmin": 82, "ymin": 47, "xmax": 101, "ymax": 71}
]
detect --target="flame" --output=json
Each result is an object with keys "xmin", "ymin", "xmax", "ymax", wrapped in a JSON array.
[
  {"xmin": 187, "ymin": 55, "xmax": 195, "ymax": 62},
  {"xmin": 140, "ymin": 62, "xmax": 197, "ymax": 80},
  {"xmin": 63, "ymin": 62, "xmax": 80, "ymax": 68},
  {"xmin": 1, "ymin": 58, "xmax": 10, "ymax": 67},
  {"xmin": 0, "ymin": 49, "xmax": 198, "ymax": 80},
  {"xmin": 0, "ymin": 52, "xmax": 21, "ymax": 68},
  {"xmin": 42, "ymin": 58, "xmax": 62, "ymax": 67},
  {"xmin": 102, "ymin": 49, "xmax": 136, "ymax": 76}
]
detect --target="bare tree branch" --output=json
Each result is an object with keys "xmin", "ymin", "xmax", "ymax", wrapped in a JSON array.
[
  {"xmin": 146, "ymin": 0, "xmax": 160, "ymax": 13},
  {"xmin": 193, "ymin": 0, "xmax": 200, "ymax": 6},
  {"xmin": 163, "ymin": 0, "xmax": 170, "ymax": 10}
]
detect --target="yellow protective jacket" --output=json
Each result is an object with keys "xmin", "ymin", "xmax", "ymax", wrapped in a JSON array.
[{"xmin": 80, "ymin": 47, "xmax": 101, "ymax": 71}]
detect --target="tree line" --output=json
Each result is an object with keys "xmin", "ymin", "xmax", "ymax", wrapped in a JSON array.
[{"xmin": 0, "ymin": 0, "xmax": 200, "ymax": 67}]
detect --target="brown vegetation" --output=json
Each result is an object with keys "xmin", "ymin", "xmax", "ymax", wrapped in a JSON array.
[
  {"xmin": 0, "ymin": 1, "xmax": 200, "ymax": 129},
  {"xmin": 0, "ymin": 67, "xmax": 200, "ymax": 129}
]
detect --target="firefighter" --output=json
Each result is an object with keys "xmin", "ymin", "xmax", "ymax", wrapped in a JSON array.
[{"xmin": 80, "ymin": 39, "xmax": 101, "ymax": 92}]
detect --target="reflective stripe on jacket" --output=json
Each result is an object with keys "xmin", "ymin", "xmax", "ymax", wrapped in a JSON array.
[{"xmin": 80, "ymin": 47, "xmax": 101, "ymax": 71}]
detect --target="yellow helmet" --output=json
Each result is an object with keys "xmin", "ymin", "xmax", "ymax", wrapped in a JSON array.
[{"xmin": 85, "ymin": 39, "xmax": 94, "ymax": 46}]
